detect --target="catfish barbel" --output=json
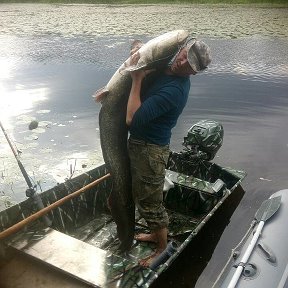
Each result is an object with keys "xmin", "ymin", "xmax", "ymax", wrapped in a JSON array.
[{"xmin": 94, "ymin": 30, "xmax": 189, "ymax": 251}]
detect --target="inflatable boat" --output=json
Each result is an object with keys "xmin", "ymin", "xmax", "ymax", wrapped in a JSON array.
[{"xmin": 213, "ymin": 189, "xmax": 288, "ymax": 288}]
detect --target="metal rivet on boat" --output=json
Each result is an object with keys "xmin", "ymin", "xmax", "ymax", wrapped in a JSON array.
[
  {"xmin": 243, "ymin": 263, "xmax": 257, "ymax": 278},
  {"xmin": 233, "ymin": 251, "xmax": 240, "ymax": 259}
]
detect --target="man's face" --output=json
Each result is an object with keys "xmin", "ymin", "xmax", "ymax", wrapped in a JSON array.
[{"xmin": 170, "ymin": 47, "xmax": 196, "ymax": 77}]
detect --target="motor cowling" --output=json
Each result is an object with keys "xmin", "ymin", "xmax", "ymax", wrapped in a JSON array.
[{"xmin": 183, "ymin": 119, "xmax": 224, "ymax": 161}]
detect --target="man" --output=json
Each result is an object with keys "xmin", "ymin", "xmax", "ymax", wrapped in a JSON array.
[{"xmin": 126, "ymin": 38, "xmax": 212, "ymax": 267}]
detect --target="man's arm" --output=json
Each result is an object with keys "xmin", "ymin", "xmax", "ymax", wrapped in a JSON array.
[
  {"xmin": 126, "ymin": 68, "xmax": 146, "ymax": 126},
  {"xmin": 126, "ymin": 45, "xmax": 157, "ymax": 126},
  {"xmin": 126, "ymin": 52, "xmax": 147, "ymax": 126}
]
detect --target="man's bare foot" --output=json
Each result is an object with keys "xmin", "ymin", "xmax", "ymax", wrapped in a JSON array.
[
  {"xmin": 139, "ymin": 251, "xmax": 161, "ymax": 267},
  {"xmin": 135, "ymin": 233, "xmax": 158, "ymax": 243}
]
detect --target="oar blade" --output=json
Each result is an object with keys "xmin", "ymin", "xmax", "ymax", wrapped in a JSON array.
[{"xmin": 255, "ymin": 196, "xmax": 281, "ymax": 222}]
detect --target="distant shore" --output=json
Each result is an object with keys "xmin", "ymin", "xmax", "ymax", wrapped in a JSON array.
[{"xmin": 0, "ymin": 0, "xmax": 287, "ymax": 6}]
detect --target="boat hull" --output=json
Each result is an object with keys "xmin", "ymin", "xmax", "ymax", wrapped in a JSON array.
[
  {"xmin": 214, "ymin": 189, "xmax": 288, "ymax": 288},
  {"xmin": 0, "ymin": 155, "xmax": 246, "ymax": 287}
]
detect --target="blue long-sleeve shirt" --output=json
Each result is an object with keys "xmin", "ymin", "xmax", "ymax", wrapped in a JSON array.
[{"xmin": 129, "ymin": 73, "xmax": 190, "ymax": 145}]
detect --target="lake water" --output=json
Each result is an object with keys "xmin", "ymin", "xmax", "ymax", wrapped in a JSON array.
[{"xmin": 0, "ymin": 3, "xmax": 288, "ymax": 287}]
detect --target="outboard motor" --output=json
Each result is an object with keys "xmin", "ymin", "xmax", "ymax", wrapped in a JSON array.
[
  {"xmin": 183, "ymin": 119, "xmax": 224, "ymax": 161},
  {"xmin": 165, "ymin": 120, "xmax": 225, "ymax": 214}
]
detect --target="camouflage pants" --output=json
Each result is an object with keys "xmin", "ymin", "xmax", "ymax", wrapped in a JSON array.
[{"xmin": 128, "ymin": 138, "xmax": 170, "ymax": 231}]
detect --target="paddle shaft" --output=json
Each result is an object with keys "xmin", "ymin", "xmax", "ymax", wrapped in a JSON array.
[
  {"xmin": 0, "ymin": 173, "xmax": 110, "ymax": 240},
  {"xmin": 227, "ymin": 220, "xmax": 264, "ymax": 288},
  {"xmin": 227, "ymin": 195, "xmax": 282, "ymax": 288}
]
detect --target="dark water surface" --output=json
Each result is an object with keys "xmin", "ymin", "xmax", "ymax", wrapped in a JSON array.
[{"xmin": 0, "ymin": 3, "xmax": 288, "ymax": 288}]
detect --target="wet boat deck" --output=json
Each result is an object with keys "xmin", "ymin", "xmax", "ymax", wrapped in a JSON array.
[
  {"xmin": 0, "ymin": 207, "xmax": 202, "ymax": 288},
  {"xmin": 9, "ymin": 228, "xmax": 108, "ymax": 287},
  {"xmin": 0, "ymin": 248, "xmax": 91, "ymax": 288}
]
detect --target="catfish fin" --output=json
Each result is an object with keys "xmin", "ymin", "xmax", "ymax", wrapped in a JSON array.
[
  {"xmin": 93, "ymin": 86, "xmax": 109, "ymax": 102},
  {"xmin": 119, "ymin": 58, "xmax": 146, "ymax": 74},
  {"xmin": 124, "ymin": 63, "xmax": 147, "ymax": 72},
  {"xmin": 124, "ymin": 54, "xmax": 172, "ymax": 72}
]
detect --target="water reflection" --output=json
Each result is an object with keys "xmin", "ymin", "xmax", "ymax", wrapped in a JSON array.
[
  {"xmin": 0, "ymin": 58, "xmax": 16, "ymax": 78},
  {"xmin": 0, "ymin": 57, "xmax": 49, "ymax": 131},
  {"xmin": 209, "ymin": 38, "xmax": 288, "ymax": 81},
  {"xmin": 0, "ymin": 87, "xmax": 48, "ymax": 124}
]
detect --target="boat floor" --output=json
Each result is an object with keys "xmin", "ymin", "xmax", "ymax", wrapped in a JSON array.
[
  {"xmin": 0, "ymin": 209, "xmax": 201, "ymax": 287},
  {"xmin": 70, "ymin": 209, "xmax": 200, "ymax": 252},
  {"xmin": 0, "ymin": 249, "xmax": 90, "ymax": 288}
]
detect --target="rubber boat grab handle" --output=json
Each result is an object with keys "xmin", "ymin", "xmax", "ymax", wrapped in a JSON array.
[
  {"xmin": 257, "ymin": 241, "xmax": 276, "ymax": 263},
  {"xmin": 0, "ymin": 173, "xmax": 110, "ymax": 241},
  {"xmin": 149, "ymin": 241, "xmax": 178, "ymax": 270}
]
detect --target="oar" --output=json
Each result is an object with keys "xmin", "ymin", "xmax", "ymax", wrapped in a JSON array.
[
  {"xmin": 0, "ymin": 173, "xmax": 110, "ymax": 240},
  {"xmin": 227, "ymin": 195, "xmax": 282, "ymax": 288}
]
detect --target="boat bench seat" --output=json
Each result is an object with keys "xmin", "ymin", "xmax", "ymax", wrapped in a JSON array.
[
  {"xmin": 9, "ymin": 228, "xmax": 109, "ymax": 287},
  {"xmin": 165, "ymin": 169, "xmax": 215, "ymax": 195}
]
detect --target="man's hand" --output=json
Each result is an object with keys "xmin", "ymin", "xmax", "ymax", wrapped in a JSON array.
[
  {"xmin": 129, "ymin": 52, "xmax": 146, "ymax": 81},
  {"xmin": 130, "ymin": 40, "xmax": 143, "ymax": 56},
  {"xmin": 124, "ymin": 40, "xmax": 154, "ymax": 78}
]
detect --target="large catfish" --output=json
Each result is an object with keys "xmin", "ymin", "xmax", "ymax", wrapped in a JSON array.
[{"xmin": 94, "ymin": 30, "xmax": 189, "ymax": 252}]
